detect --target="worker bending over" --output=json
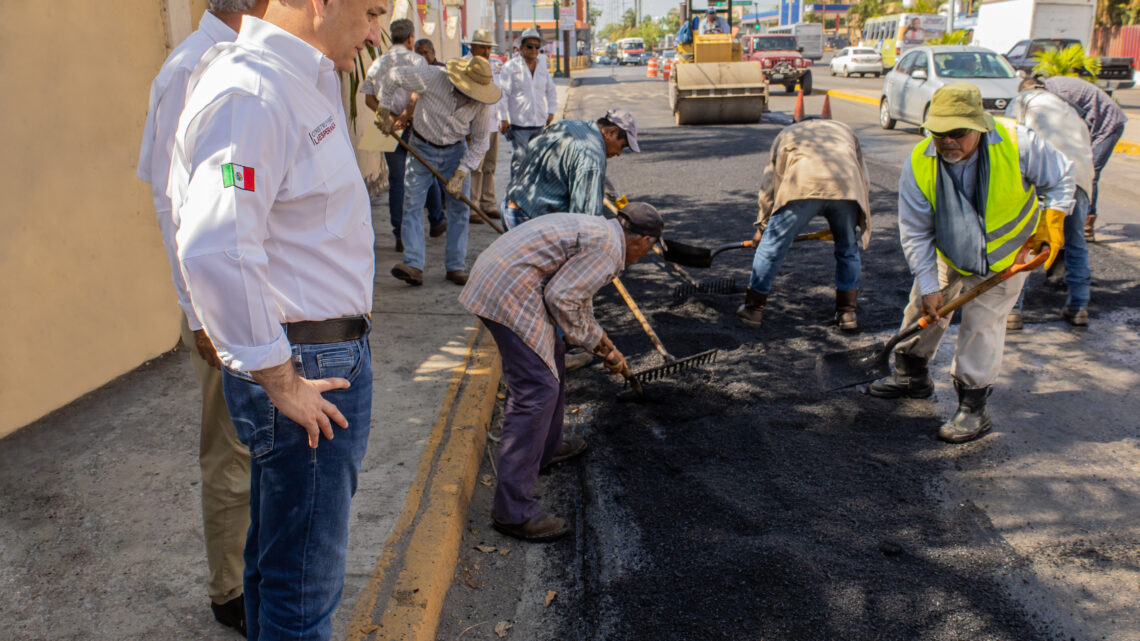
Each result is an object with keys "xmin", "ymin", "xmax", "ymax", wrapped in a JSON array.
[
  {"xmin": 866, "ymin": 83, "xmax": 1074, "ymax": 444},
  {"xmin": 737, "ymin": 118, "xmax": 871, "ymax": 331},
  {"xmin": 458, "ymin": 205, "xmax": 664, "ymax": 541}
]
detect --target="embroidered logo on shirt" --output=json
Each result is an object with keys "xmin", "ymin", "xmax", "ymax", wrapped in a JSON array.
[
  {"xmin": 221, "ymin": 163, "xmax": 255, "ymax": 191},
  {"xmin": 308, "ymin": 116, "xmax": 337, "ymax": 146}
]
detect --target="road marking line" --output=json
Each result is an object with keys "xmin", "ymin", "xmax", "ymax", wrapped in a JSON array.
[
  {"xmin": 824, "ymin": 89, "xmax": 880, "ymax": 106},
  {"xmin": 346, "ymin": 326, "xmax": 501, "ymax": 641},
  {"xmin": 1115, "ymin": 140, "xmax": 1140, "ymax": 156}
]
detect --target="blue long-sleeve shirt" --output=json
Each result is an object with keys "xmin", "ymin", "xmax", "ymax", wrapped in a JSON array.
[
  {"xmin": 898, "ymin": 124, "xmax": 1075, "ymax": 294},
  {"xmin": 506, "ymin": 119, "xmax": 607, "ymax": 221}
]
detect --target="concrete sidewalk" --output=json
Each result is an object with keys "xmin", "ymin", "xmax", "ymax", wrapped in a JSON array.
[
  {"xmin": 821, "ymin": 82, "xmax": 1140, "ymax": 155},
  {"xmin": 0, "ymin": 77, "xmax": 574, "ymax": 641}
]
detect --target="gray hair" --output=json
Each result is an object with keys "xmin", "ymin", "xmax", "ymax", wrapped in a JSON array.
[
  {"xmin": 207, "ymin": 0, "xmax": 259, "ymax": 11},
  {"xmin": 390, "ymin": 19, "xmax": 415, "ymax": 45}
]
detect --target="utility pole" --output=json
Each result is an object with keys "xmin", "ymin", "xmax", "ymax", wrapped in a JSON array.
[{"xmin": 554, "ymin": 0, "xmax": 564, "ymax": 76}]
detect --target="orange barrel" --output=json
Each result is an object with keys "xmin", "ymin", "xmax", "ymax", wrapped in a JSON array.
[
  {"xmin": 662, "ymin": 57, "xmax": 673, "ymax": 81},
  {"xmin": 646, "ymin": 57, "xmax": 658, "ymax": 78}
]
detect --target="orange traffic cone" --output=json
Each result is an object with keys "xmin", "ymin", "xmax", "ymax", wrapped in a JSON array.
[
  {"xmin": 793, "ymin": 88, "xmax": 805, "ymax": 122},
  {"xmin": 820, "ymin": 93, "xmax": 832, "ymax": 119}
]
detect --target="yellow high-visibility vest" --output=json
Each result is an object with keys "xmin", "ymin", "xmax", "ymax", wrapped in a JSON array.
[{"xmin": 910, "ymin": 118, "xmax": 1038, "ymax": 275}]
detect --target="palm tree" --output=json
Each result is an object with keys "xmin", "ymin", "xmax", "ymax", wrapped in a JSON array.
[{"xmin": 1033, "ymin": 43, "xmax": 1102, "ymax": 79}]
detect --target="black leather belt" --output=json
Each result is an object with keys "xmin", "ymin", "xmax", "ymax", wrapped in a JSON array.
[
  {"xmin": 509, "ymin": 124, "xmax": 543, "ymax": 131},
  {"xmin": 284, "ymin": 315, "xmax": 369, "ymax": 344},
  {"xmin": 411, "ymin": 130, "xmax": 458, "ymax": 150}
]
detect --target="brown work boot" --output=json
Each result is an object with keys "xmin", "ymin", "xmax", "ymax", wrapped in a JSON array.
[
  {"xmin": 835, "ymin": 289, "xmax": 858, "ymax": 331},
  {"xmin": 445, "ymin": 270, "xmax": 469, "ymax": 285},
  {"xmin": 493, "ymin": 512, "xmax": 569, "ymax": 542},
  {"xmin": 469, "ymin": 213, "xmax": 484, "ymax": 224},
  {"xmin": 864, "ymin": 353, "xmax": 934, "ymax": 399},
  {"xmin": 391, "ymin": 263, "xmax": 423, "ymax": 286},
  {"xmin": 735, "ymin": 288, "xmax": 767, "ymax": 328},
  {"xmin": 544, "ymin": 434, "xmax": 587, "ymax": 469},
  {"xmin": 482, "ymin": 207, "xmax": 502, "ymax": 219},
  {"xmin": 1084, "ymin": 214, "xmax": 1096, "ymax": 242},
  {"xmin": 937, "ymin": 379, "xmax": 993, "ymax": 443},
  {"xmin": 429, "ymin": 221, "xmax": 447, "ymax": 238}
]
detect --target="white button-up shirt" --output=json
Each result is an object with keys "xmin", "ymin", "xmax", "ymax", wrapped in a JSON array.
[
  {"xmin": 360, "ymin": 42, "xmax": 424, "ymax": 114},
  {"xmin": 137, "ymin": 10, "xmax": 236, "ymax": 331},
  {"xmin": 392, "ymin": 65, "xmax": 492, "ymax": 173},
  {"xmin": 170, "ymin": 16, "xmax": 374, "ymax": 372},
  {"xmin": 497, "ymin": 55, "xmax": 557, "ymax": 127}
]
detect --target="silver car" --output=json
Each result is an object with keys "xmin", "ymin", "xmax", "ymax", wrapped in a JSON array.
[{"xmin": 879, "ymin": 45, "xmax": 1020, "ymax": 134}]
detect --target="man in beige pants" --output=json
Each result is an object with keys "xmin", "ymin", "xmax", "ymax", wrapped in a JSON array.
[
  {"xmin": 136, "ymin": 0, "xmax": 262, "ymax": 633},
  {"xmin": 465, "ymin": 29, "xmax": 503, "ymax": 221}
]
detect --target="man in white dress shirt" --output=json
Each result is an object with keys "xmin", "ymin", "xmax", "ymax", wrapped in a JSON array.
[
  {"xmin": 169, "ymin": 1, "xmax": 386, "ymax": 639},
  {"xmin": 498, "ymin": 27, "xmax": 558, "ymax": 181},
  {"xmin": 136, "ymin": 0, "xmax": 266, "ymax": 634},
  {"xmin": 379, "ymin": 55, "xmax": 501, "ymax": 287}
]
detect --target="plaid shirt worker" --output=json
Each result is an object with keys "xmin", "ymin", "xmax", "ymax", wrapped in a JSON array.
[
  {"xmin": 360, "ymin": 43, "xmax": 424, "ymax": 114},
  {"xmin": 505, "ymin": 119, "xmax": 607, "ymax": 225},
  {"xmin": 392, "ymin": 64, "xmax": 492, "ymax": 172},
  {"xmin": 458, "ymin": 214, "xmax": 626, "ymax": 378}
]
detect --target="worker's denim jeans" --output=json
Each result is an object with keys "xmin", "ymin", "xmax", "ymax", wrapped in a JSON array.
[
  {"xmin": 1015, "ymin": 189, "xmax": 1091, "ymax": 311},
  {"xmin": 222, "ymin": 335, "xmax": 372, "ymax": 641},
  {"xmin": 748, "ymin": 198, "xmax": 861, "ymax": 294},
  {"xmin": 1089, "ymin": 123, "xmax": 1124, "ymax": 220},
  {"xmin": 507, "ymin": 125, "xmax": 543, "ymax": 182},
  {"xmin": 402, "ymin": 135, "xmax": 471, "ymax": 272},
  {"xmin": 385, "ymin": 129, "xmax": 445, "ymax": 240}
]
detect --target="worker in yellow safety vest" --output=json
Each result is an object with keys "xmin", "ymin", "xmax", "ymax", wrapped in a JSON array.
[{"xmin": 866, "ymin": 82, "xmax": 1075, "ymax": 444}]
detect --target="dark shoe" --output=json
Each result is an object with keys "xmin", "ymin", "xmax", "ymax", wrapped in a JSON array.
[
  {"xmin": 835, "ymin": 289, "xmax": 858, "ymax": 331},
  {"xmin": 211, "ymin": 595, "xmax": 246, "ymax": 637},
  {"xmin": 445, "ymin": 270, "xmax": 469, "ymax": 285},
  {"xmin": 395, "ymin": 236, "xmax": 404, "ymax": 253},
  {"xmin": 391, "ymin": 263, "xmax": 423, "ymax": 286},
  {"xmin": 564, "ymin": 350, "xmax": 594, "ymax": 372},
  {"xmin": 865, "ymin": 353, "xmax": 934, "ymax": 399},
  {"xmin": 1084, "ymin": 215, "xmax": 1096, "ymax": 242},
  {"xmin": 493, "ymin": 512, "xmax": 569, "ymax": 542},
  {"xmin": 735, "ymin": 288, "xmax": 767, "ymax": 328},
  {"xmin": 429, "ymin": 221, "xmax": 447, "ymax": 238},
  {"xmin": 1006, "ymin": 311, "xmax": 1023, "ymax": 331},
  {"xmin": 469, "ymin": 213, "xmax": 485, "ymax": 224},
  {"xmin": 937, "ymin": 379, "xmax": 993, "ymax": 443},
  {"xmin": 1062, "ymin": 306, "xmax": 1089, "ymax": 326},
  {"xmin": 545, "ymin": 434, "xmax": 587, "ymax": 468},
  {"xmin": 482, "ymin": 208, "xmax": 502, "ymax": 219}
]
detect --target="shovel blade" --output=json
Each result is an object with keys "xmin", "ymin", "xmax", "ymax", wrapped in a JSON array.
[
  {"xmin": 661, "ymin": 239, "xmax": 713, "ymax": 268},
  {"xmin": 815, "ymin": 341, "xmax": 892, "ymax": 392}
]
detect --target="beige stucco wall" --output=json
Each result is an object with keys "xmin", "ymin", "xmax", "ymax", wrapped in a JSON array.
[{"xmin": 0, "ymin": 1, "xmax": 198, "ymax": 438}]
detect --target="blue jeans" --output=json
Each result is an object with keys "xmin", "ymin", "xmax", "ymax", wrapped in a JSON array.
[
  {"xmin": 402, "ymin": 135, "xmax": 470, "ymax": 272},
  {"xmin": 507, "ymin": 125, "xmax": 543, "ymax": 183},
  {"xmin": 222, "ymin": 334, "xmax": 372, "ymax": 641},
  {"xmin": 385, "ymin": 129, "xmax": 445, "ymax": 239},
  {"xmin": 1016, "ymin": 189, "xmax": 1092, "ymax": 311},
  {"xmin": 1089, "ymin": 123, "xmax": 1124, "ymax": 220},
  {"xmin": 748, "ymin": 198, "xmax": 862, "ymax": 294}
]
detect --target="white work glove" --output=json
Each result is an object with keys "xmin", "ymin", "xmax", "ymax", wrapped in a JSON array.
[
  {"xmin": 374, "ymin": 108, "xmax": 393, "ymax": 135},
  {"xmin": 446, "ymin": 169, "xmax": 468, "ymax": 197}
]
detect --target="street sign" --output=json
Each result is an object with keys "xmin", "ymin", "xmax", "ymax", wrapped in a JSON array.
[{"xmin": 559, "ymin": 7, "xmax": 575, "ymax": 29}]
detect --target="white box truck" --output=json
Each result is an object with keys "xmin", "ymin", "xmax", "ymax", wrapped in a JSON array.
[{"xmin": 973, "ymin": 0, "xmax": 1095, "ymax": 55}]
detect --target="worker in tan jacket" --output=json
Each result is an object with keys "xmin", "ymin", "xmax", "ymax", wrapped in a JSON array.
[{"xmin": 737, "ymin": 118, "xmax": 872, "ymax": 330}]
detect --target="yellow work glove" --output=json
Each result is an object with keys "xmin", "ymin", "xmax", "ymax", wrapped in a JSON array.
[
  {"xmin": 445, "ymin": 169, "xmax": 468, "ymax": 197},
  {"xmin": 1022, "ymin": 208, "xmax": 1065, "ymax": 270},
  {"xmin": 374, "ymin": 108, "xmax": 393, "ymax": 135}
]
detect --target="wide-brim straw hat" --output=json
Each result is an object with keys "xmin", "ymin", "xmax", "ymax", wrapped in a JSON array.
[
  {"xmin": 446, "ymin": 56, "xmax": 502, "ymax": 104},
  {"xmin": 921, "ymin": 81, "xmax": 995, "ymax": 134},
  {"xmin": 464, "ymin": 28, "xmax": 496, "ymax": 48}
]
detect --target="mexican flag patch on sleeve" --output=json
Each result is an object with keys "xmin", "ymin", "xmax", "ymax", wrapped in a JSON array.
[{"xmin": 221, "ymin": 163, "xmax": 255, "ymax": 191}]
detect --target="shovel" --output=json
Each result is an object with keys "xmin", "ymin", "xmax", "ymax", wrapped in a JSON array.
[
  {"xmin": 816, "ymin": 249, "xmax": 1050, "ymax": 392},
  {"xmin": 663, "ymin": 229, "xmax": 835, "ymax": 268}
]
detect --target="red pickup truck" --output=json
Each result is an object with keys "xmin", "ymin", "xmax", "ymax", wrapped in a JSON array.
[{"xmin": 740, "ymin": 33, "xmax": 814, "ymax": 95}]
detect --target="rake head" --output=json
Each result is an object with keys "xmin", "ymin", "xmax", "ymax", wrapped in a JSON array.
[
  {"xmin": 673, "ymin": 278, "xmax": 738, "ymax": 300},
  {"xmin": 629, "ymin": 349, "xmax": 719, "ymax": 384}
]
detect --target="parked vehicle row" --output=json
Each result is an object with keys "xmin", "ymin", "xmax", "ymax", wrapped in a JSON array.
[{"xmin": 829, "ymin": 47, "xmax": 883, "ymax": 77}]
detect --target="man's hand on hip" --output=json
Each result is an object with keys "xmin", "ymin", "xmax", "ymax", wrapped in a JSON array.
[
  {"xmin": 252, "ymin": 361, "xmax": 350, "ymax": 449},
  {"xmin": 921, "ymin": 293, "xmax": 943, "ymax": 322},
  {"xmin": 192, "ymin": 329, "xmax": 222, "ymax": 369}
]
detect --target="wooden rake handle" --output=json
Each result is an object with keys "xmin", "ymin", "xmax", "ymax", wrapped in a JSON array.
[
  {"xmin": 611, "ymin": 276, "xmax": 673, "ymax": 361},
  {"xmin": 388, "ymin": 130, "xmax": 505, "ymax": 234}
]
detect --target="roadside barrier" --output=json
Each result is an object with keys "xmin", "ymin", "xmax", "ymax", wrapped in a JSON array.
[
  {"xmin": 663, "ymin": 57, "xmax": 673, "ymax": 81},
  {"xmin": 647, "ymin": 57, "xmax": 658, "ymax": 78}
]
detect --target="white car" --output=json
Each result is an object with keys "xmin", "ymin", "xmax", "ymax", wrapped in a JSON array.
[{"xmin": 829, "ymin": 47, "xmax": 883, "ymax": 78}]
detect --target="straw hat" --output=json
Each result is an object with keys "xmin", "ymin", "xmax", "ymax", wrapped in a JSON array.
[
  {"xmin": 464, "ymin": 28, "xmax": 496, "ymax": 48},
  {"xmin": 446, "ymin": 56, "xmax": 502, "ymax": 104}
]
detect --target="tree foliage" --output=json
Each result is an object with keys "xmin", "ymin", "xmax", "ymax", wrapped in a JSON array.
[
  {"xmin": 925, "ymin": 29, "xmax": 972, "ymax": 45},
  {"xmin": 1033, "ymin": 43, "xmax": 1102, "ymax": 79},
  {"xmin": 1097, "ymin": 0, "xmax": 1140, "ymax": 27},
  {"xmin": 598, "ymin": 15, "xmax": 670, "ymax": 49}
]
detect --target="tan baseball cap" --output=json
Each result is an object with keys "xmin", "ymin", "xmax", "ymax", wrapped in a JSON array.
[{"xmin": 921, "ymin": 82, "xmax": 995, "ymax": 134}]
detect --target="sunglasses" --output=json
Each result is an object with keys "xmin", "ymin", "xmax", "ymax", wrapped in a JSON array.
[
  {"xmin": 522, "ymin": 44, "xmax": 540, "ymax": 50},
  {"xmin": 930, "ymin": 128, "xmax": 972, "ymax": 139}
]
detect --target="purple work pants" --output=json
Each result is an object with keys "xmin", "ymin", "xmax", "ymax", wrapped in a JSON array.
[{"xmin": 480, "ymin": 317, "xmax": 566, "ymax": 525}]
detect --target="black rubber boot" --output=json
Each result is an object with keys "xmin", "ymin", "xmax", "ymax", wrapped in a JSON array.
[
  {"xmin": 937, "ymin": 379, "xmax": 993, "ymax": 443},
  {"xmin": 735, "ymin": 288, "xmax": 768, "ymax": 328},
  {"xmin": 865, "ymin": 353, "xmax": 934, "ymax": 399},
  {"xmin": 835, "ymin": 289, "xmax": 858, "ymax": 331}
]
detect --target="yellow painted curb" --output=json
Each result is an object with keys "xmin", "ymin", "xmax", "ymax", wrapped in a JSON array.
[
  {"xmin": 346, "ymin": 325, "xmax": 501, "ymax": 641},
  {"xmin": 824, "ymin": 89, "xmax": 881, "ymax": 106},
  {"xmin": 1116, "ymin": 140, "xmax": 1140, "ymax": 156}
]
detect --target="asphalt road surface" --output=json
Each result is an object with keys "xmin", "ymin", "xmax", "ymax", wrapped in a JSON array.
[{"xmin": 437, "ymin": 65, "xmax": 1140, "ymax": 641}]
